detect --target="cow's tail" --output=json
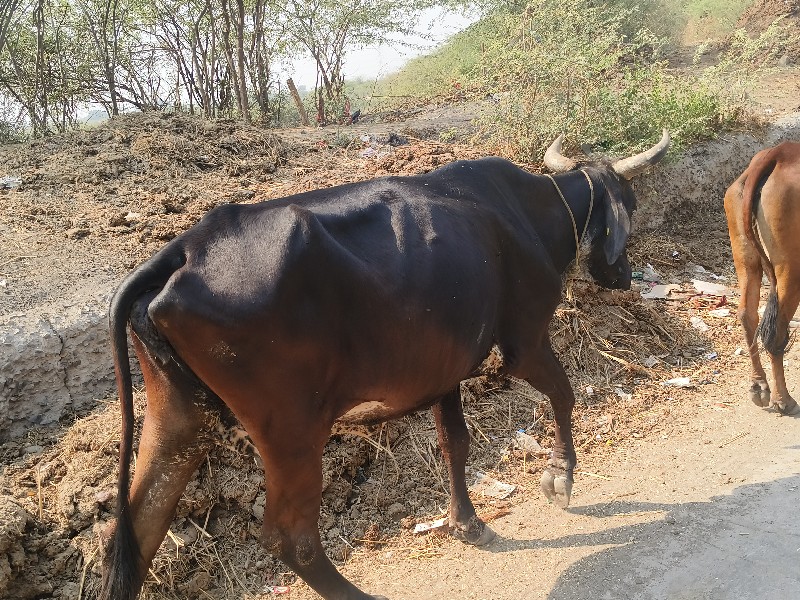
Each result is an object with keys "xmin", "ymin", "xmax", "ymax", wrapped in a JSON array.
[
  {"xmin": 100, "ymin": 249, "xmax": 185, "ymax": 600},
  {"xmin": 741, "ymin": 150, "xmax": 787, "ymax": 355}
]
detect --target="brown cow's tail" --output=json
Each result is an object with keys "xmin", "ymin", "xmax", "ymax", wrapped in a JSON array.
[
  {"xmin": 100, "ymin": 251, "xmax": 185, "ymax": 600},
  {"xmin": 741, "ymin": 150, "xmax": 787, "ymax": 355}
]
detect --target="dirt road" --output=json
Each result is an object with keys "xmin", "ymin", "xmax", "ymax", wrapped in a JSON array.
[{"xmin": 294, "ymin": 349, "xmax": 800, "ymax": 600}]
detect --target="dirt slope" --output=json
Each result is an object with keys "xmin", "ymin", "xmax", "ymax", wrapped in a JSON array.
[{"xmin": 738, "ymin": 0, "xmax": 800, "ymax": 60}]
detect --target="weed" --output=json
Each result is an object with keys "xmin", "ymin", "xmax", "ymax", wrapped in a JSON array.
[{"xmin": 439, "ymin": 127, "xmax": 459, "ymax": 143}]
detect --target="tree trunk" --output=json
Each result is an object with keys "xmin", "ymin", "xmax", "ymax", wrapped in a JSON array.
[
  {"xmin": 220, "ymin": 0, "xmax": 243, "ymax": 119},
  {"xmin": 235, "ymin": 0, "xmax": 250, "ymax": 123},
  {"xmin": 104, "ymin": 0, "xmax": 120, "ymax": 116},
  {"xmin": 286, "ymin": 78, "xmax": 309, "ymax": 126}
]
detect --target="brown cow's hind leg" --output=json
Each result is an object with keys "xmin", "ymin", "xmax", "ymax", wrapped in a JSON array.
[
  {"xmin": 734, "ymin": 244, "xmax": 771, "ymax": 406},
  {"xmin": 254, "ymin": 426, "xmax": 387, "ymax": 600},
  {"xmin": 764, "ymin": 275, "xmax": 800, "ymax": 415},
  {"xmin": 432, "ymin": 389, "xmax": 495, "ymax": 545}
]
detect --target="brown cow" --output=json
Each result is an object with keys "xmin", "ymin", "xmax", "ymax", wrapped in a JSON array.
[
  {"xmin": 101, "ymin": 131, "xmax": 669, "ymax": 600},
  {"xmin": 725, "ymin": 141, "xmax": 800, "ymax": 416}
]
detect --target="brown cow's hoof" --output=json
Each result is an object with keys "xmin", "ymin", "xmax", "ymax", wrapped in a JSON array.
[
  {"xmin": 541, "ymin": 469, "xmax": 573, "ymax": 509},
  {"xmin": 749, "ymin": 381, "xmax": 770, "ymax": 407},
  {"xmin": 774, "ymin": 397, "xmax": 800, "ymax": 416}
]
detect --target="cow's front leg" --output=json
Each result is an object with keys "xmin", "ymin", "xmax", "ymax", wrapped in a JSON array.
[
  {"xmin": 432, "ymin": 389, "xmax": 495, "ymax": 546},
  {"xmin": 524, "ymin": 343, "xmax": 576, "ymax": 509},
  {"xmin": 255, "ymin": 428, "xmax": 387, "ymax": 600}
]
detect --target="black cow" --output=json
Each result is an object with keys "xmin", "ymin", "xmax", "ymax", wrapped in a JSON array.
[{"xmin": 102, "ymin": 130, "xmax": 669, "ymax": 600}]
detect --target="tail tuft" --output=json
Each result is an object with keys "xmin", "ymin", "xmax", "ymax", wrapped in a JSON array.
[
  {"xmin": 758, "ymin": 289, "xmax": 789, "ymax": 355},
  {"xmin": 100, "ymin": 506, "xmax": 141, "ymax": 600}
]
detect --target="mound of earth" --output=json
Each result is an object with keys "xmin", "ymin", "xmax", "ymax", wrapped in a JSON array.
[
  {"xmin": 0, "ymin": 111, "xmax": 481, "ymax": 313},
  {"xmin": 737, "ymin": 0, "xmax": 800, "ymax": 60}
]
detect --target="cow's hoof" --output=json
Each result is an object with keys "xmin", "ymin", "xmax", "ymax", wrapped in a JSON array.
[
  {"xmin": 774, "ymin": 397, "xmax": 800, "ymax": 416},
  {"xmin": 541, "ymin": 470, "xmax": 573, "ymax": 509},
  {"xmin": 749, "ymin": 381, "xmax": 770, "ymax": 407},
  {"xmin": 469, "ymin": 524, "xmax": 496, "ymax": 546},
  {"xmin": 451, "ymin": 517, "xmax": 496, "ymax": 546}
]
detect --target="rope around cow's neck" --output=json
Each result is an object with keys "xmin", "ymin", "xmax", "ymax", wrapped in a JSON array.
[
  {"xmin": 544, "ymin": 169, "xmax": 595, "ymax": 267},
  {"xmin": 545, "ymin": 169, "xmax": 594, "ymax": 302}
]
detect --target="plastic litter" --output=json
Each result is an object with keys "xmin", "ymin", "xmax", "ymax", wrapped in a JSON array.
[
  {"xmin": 614, "ymin": 387, "xmax": 632, "ymax": 401},
  {"xmin": 0, "ymin": 175, "xmax": 22, "ymax": 189},
  {"xmin": 641, "ymin": 284, "xmax": 681, "ymax": 300},
  {"xmin": 468, "ymin": 470, "xmax": 516, "ymax": 499},
  {"xmin": 643, "ymin": 355, "xmax": 659, "ymax": 368},
  {"xmin": 692, "ymin": 279, "xmax": 728, "ymax": 296},
  {"xmin": 642, "ymin": 263, "xmax": 661, "ymax": 282},
  {"xmin": 264, "ymin": 586, "xmax": 291, "ymax": 595},
  {"xmin": 691, "ymin": 264, "xmax": 727, "ymax": 280},
  {"xmin": 662, "ymin": 377, "xmax": 693, "ymax": 388},
  {"xmin": 413, "ymin": 517, "xmax": 447, "ymax": 534},
  {"xmin": 708, "ymin": 308, "xmax": 731, "ymax": 317},
  {"xmin": 690, "ymin": 316, "xmax": 709, "ymax": 332}
]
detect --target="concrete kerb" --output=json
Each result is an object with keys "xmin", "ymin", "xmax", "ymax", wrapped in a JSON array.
[{"xmin": 0, "ymin": 285, "xmax": 123, "ymax": 441}]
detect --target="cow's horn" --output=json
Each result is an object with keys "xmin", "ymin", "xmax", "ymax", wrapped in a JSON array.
[
  {"xmin": 612, "ymin": 129, "xmax": 670, "ymax": 180},
  {"xmin": 543, "ymin": 134, "xmax": 578, "ymax": 173}
]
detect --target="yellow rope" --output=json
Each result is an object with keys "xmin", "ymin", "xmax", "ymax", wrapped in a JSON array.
[{"xmin": 544, "ymin": 169, "xmax": 594, "ymax": 266}]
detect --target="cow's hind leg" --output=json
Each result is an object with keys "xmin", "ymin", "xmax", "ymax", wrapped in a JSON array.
[
  {"xmin": 108, "ymin": 334, "xmax": 216, "ymax": 595},
  {"xmin": 432, "ymin": 388, "xmax": 495, "ymax": 545},
  {"xmin": 253, "ymin": 426, "xmax": 387, "ymax": 600},
  {"xmin": 524, "ymin": 342, "xmax": 576, "ymax": 509},
  {"xmin": 732, "ymin": 237, "xmax": 771, "ymax": 406},
  {"xmin": 763, "ymin": 274, "xmax": 800, "ymax": 415}
]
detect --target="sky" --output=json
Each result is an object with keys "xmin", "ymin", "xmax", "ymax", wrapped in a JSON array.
[{"xmin": 279, "ymin": 8, "xmax": 479, "ymax": 89}]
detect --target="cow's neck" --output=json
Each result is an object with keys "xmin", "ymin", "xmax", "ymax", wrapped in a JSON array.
[{"xmin": 538, "ymin": 170, "xmax": 594, "ymax": 275}]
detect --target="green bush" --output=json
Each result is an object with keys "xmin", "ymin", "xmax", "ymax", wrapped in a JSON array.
[
  {"xmin": 473, "ymin": 0, "xmax": 752, "ymax": 160},
  {"xmin": 362, "ymin": 19, "xmax": 492, "ymax": 109},
  {"xmin": 356, "ymin": 0, "xmax": 782, "ymax": 161}
]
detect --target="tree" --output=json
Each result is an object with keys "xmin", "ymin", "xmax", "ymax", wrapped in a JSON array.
[
  {"xmin": 280, "ymin": 0, "xmax": 444, "ymax": 123},
  {"xmin": 0, "ymin": 0, "xmax": 93, "ymax": 134},
  {"xmin": 0, "ymin": 0, "xmax": 23, "ymax": 52}
]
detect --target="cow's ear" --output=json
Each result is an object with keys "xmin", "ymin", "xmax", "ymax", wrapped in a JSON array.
[{"xmin": 602, "ymin": 179, "xmax": 631, "ymax": 264}]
